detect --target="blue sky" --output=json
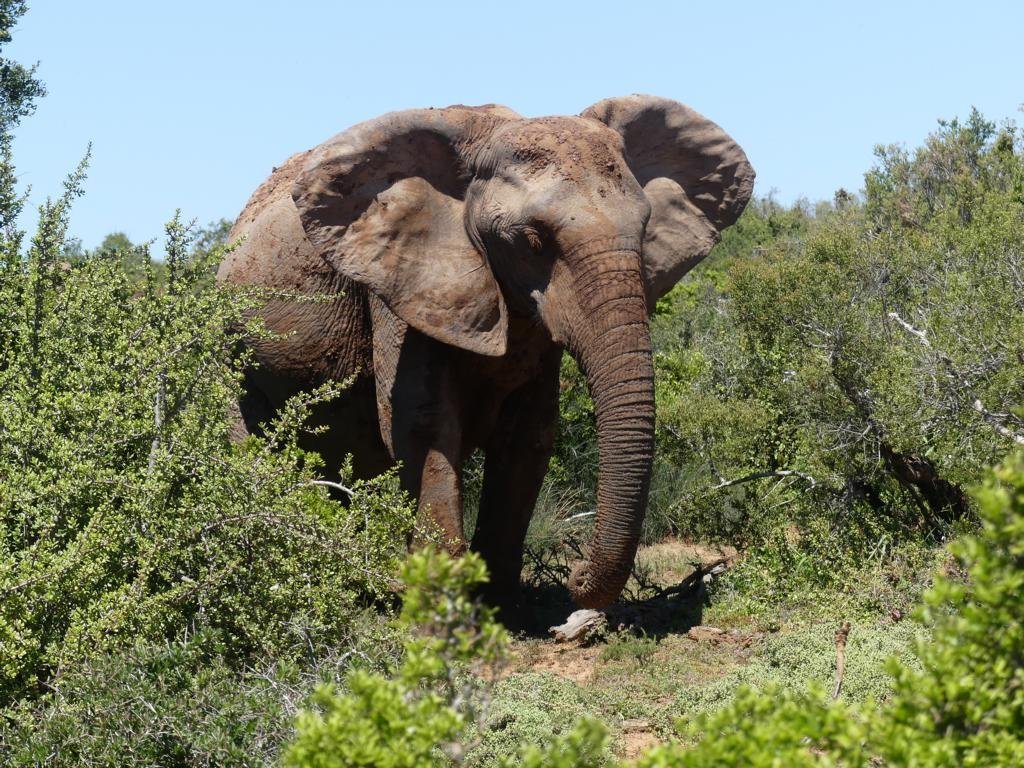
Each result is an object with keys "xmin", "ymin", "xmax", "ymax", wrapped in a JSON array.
[{"xmin": 10, "ymin": 0, "xmax": 1023, "ymax": 249}]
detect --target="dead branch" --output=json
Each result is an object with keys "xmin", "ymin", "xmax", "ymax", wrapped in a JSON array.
[
  {"xmin": 309, "ymin": 479, "xmax": 354, "ymax": 497},
  {"xmin": 887, "ymin": 311, "xmax": 931, "ymax": 347},
  {"xmin": 549, "ymin": 609, "xmax": 605, "ymax": 643},
  {"xmin": 522, "ymin": 544, "xmax": 571, "ymax": 588},
  {"xmin": 832, "ymin": 620, "xmax": 851, "ymax": 700},
  {"xmin": 972, "ymin": 399, "xmax": 1024, "ymax": 445},
  {"xmin": 710, "ymin": 470, "xmax": 818, "ymax": 492},
  {"xmin": 643, "ymin": 557, "xmax": 730, "ymax": 602},
  {"xmin": 563, "ymin": 510, "xmax": 596, "ymax": 522}
]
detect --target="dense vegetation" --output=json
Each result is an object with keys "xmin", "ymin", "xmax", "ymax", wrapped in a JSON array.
[
  {"xmin": 2, "ymin": 3, "xmax": 1023, "ymax": 764},
  {"xmin": 285, "ymin": 454, "xmax": 1024, "ymax": 767},
  {"xmin": 653, "ymin": 111, "xmax": 1023, "ymax": 585}
]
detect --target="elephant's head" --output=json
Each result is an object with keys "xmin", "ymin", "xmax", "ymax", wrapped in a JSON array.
[{"xmin": 293, "ymin": 95, "xmax": 753, "ymax": 608}]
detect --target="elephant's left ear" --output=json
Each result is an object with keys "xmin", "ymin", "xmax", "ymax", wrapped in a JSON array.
[
  {"xmin": 292, "ymin": 106, "xmax": 514, "ymax": 356},
  {"xmin": 582, "ymin": 95, "xmax": 755, "ymax": 306}
]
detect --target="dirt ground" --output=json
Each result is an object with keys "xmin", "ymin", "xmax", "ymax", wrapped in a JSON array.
[
  {"xmin": 476, "ymin": 536, "xmax": 924, "ymax": 762},
  {"xmin": 496, "ymin": 539, "xmax": 749, "ymax": 757}
]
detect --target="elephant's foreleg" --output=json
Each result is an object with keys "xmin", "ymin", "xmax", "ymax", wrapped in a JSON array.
[
  {"xmin": 471, "ymin": 352, "xmax": 561, "ymax": 604},
  {"xmin": 413, "ymin": 445, "xmax": 466, "ymax": 554},
  {"xmin": 388, "ymin": 332, "xmax": 467, "ymax": 555}
]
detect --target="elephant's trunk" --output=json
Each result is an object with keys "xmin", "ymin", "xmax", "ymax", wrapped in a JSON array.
[{"xmin": 562, "ymin": 242, "xmax": 655, "ymax": 609}]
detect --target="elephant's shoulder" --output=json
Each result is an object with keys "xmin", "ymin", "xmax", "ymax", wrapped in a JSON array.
[
  {"xmin": 220, "ymin": 150, "xmax": 325, "ymax": 291},
  {"xmin": 230, "ymin": 150, "xmax": 314, "ymax": 242}
]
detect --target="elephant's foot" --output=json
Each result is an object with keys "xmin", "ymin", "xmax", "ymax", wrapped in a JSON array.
[
  {"xmin": 483, "ymin": 572, "xmax": 522, "ymax": 605},
  {"xmin": 484, "ymin": 584, "xmax": 529, "ymax": 630},
  {"xmin": 474, "ymin": 558, "xmax": 527, "ymax": 623},
  {"xmin": 408, "ymin": 446, "xmax": 466, "ymax": 553}
]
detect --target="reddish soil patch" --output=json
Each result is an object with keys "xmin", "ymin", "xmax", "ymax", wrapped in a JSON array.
[
  {"xmin": 618, "ymin": 722, "xmax": 662, "ymax": 760},
  {"xmin": 506, "ymin": 639, "xmax": 603, "ymax": 684}
]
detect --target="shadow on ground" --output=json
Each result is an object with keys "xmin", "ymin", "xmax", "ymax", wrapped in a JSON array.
[{"xmin": 504, "ymin": 572, "xmax": 713, "ymax": 641}]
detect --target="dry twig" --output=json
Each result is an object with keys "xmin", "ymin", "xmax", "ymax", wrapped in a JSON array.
[{"xmin": 832, "ymin": 620, "xmax": 851, "ymax": 700}]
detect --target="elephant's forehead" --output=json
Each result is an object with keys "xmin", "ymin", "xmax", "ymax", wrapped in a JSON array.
[{"xmin": 494, "ymin": 117, "xmax": 624, "ymax": 179}]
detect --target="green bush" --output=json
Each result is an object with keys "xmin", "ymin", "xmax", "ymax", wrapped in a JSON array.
[
  {"xmin": 875, "ymin": 452, "xmax": 1024, "ymax": 765},
  {"xmin": 2, "ymin": 631, "xmax": 293, "ymax": 766},
  {"xmin": 0, "ymin": 201, "xmax": 415, "ymax": 707},
  {"xmin": 284, "ymin": 550, "xmax": 507, "ymax": 768},
  {"xmin": 0, "ymin": 194, "xmax": 415, "ymax": 762},
  {"xmin": 638, "ymin": 686, "xmax": 869, "ymax": 768},
  {"xmin": 1, "ymin": 612, "xmax": 403, "ymax": 767}
]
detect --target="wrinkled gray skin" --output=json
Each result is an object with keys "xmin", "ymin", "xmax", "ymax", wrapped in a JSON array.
[{"xmin": 218, "ymin": 95, "xmax": 753, "ymax": 609}]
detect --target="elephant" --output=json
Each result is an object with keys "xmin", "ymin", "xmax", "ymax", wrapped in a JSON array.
[{"xmin": 217, "ymin": 95, "xmax": 753, "ymax": 610}]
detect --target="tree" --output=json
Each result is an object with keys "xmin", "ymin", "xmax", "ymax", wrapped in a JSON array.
[
  {"xmin": 0, "ymin": 0, "xmax": 44, "ymax": 253},
  {"xmin": 0, "ymin": 0, "xmax": 43, "ymax": 133}
]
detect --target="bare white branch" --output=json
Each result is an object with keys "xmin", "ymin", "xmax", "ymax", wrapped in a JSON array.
[
  {"xmin": 309, "ymin": 479, "xmax": 354, "ymax": 497},
  {"xmin": 887, "ymin": 312, "xmax": 931, "ymax": 347},
  {"xmin": 710, "ymin": 469, "xmax": 819, "ymax": 492},
  {"xmin": 549, "ymin": 609, "xmax": 605, "ymax": 643},
  {"xmin": 972, "ymin": 399, "xmax": 1024, "ymax": 445},
  {"xmin": 563, "ymin": 510, "xmax": 596, "ymax": 523}
]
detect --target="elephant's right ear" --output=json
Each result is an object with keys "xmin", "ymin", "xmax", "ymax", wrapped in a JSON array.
[
  {"xmin": 582, "ymin": 95, "xmax": 754, "ymax": 306},
  {"xmin": 293, "ymin": 106, "xmax": 516, "ymax": 356}
]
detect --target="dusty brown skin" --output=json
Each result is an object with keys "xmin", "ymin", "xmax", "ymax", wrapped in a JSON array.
[{"xmin": 218, "ymin": 95, "xmax": 753, "ymax": 609}]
